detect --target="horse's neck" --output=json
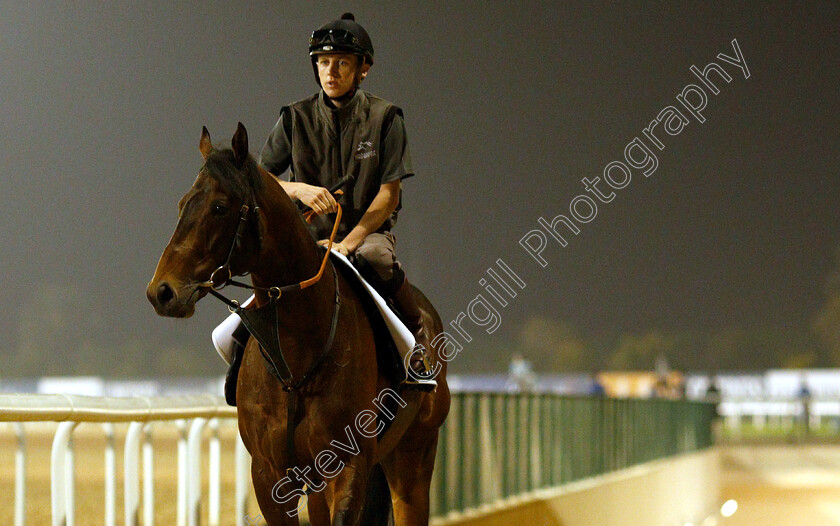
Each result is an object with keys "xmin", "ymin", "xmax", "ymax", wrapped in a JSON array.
[{"xmin": 250, "ymin": 170, "xmax": 335, "ymax": 317}]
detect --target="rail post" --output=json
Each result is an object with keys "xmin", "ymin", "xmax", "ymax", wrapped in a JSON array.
[
  {"xmin": 125, "ymin": 421, "xmax": 144, "ymax": 526},
  {"xmin": 51, "ymin": 420, "xmax": 78, "ymax": 526},
  {"xmin": 187, "ymin": 417, "xmax": 209, "ymax": 526},
  {"xmin": 103, "ymin": 423, "xmax": 116, "ymax": 526},
  {"xmin": 209, "ymin": 418, "xmax": 221, "ymax": 526},
  {"xmin": 143, "ymin": 424, "xmax": 155, "ymax": 526},
  {"xmin": 14, "ymin": 422, "xmax": 26, "ymax": 526}
]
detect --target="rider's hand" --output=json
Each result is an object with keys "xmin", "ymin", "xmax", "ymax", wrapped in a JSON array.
[
  {"xmin": 296, "ymin": 183, "xmax": 337, "ymax": 215},
  {"xmin": 318, "ymin": 239, "xmax": 350, "ymax": 256}
]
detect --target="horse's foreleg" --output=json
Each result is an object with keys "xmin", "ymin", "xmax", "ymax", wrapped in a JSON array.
[
  {"xmin": 250, "ymin": 461, "xmax": 303, "ymax": 526},
  {"xmin": 307, "ymin": 489, "xmax": 331, "ymax": 525},
  {"xmin": 325, "ymin": 457, "xmax": 371, "ymax": 526},
  {"xmin": 381, "ymin": 431, "xmax": 440, "ymax": 526}
]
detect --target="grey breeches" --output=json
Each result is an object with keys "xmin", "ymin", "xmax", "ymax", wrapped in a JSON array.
[{"xmin": 351, "ymin": 231, "xmax": 405, "ymax": 296}]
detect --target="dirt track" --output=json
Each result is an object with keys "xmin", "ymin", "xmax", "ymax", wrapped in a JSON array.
[{"xmin": 719, "ymin": 445, "xmax": 840, "ymax": 526}]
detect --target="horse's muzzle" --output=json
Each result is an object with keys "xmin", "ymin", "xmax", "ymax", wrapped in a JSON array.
[{"xmin": 146, "ymin": 278, "xmax": 198, "ymax": 318}]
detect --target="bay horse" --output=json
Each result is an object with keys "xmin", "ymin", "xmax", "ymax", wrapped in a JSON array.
[{"xmin": 146, "ymin": 123, "xmax": 450, "ymax": 525}]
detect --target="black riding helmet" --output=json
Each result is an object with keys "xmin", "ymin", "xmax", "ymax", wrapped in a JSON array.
[{"xmin": 309, "ymin": 13, "xmax": 374, "ymax": 90}]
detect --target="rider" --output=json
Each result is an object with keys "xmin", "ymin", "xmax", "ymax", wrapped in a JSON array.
[{"xmin": 257, "ymin": 13, "xmax": 436, "ymax": 391}]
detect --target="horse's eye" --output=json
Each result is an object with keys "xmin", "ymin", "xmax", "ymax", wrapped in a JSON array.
[{"xmin": 213, "ymin": 204, "xmax": 228, "ymax": 216}]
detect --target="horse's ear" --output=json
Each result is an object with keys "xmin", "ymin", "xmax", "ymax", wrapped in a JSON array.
[
  {"xmin": 232, "ymin": 122, "xmax": 249, "ymax": 169},
  {"xmin": 200, "ymin": 126, "xmax": 212, "ymax": 160}
]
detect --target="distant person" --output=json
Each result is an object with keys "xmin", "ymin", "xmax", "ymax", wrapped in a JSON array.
[
  {"xmin": 654, "ymin": 353, "xmax": 671, "ymax": 398},
  {"xmin": 701, "ymin": 376, "xmax": 724, "ymax": 439},
  {"xmin": 653, "ymin": 375, "xmax": 669, "ymax": 399},
  {"xmin": 705, "ymin": 377, "xmax": 721, "ymax": 403},
  {"xmin": 798, "ymin": 376, "xmax": 812, "ymax": 439},
  {"xmin": 508, "ymin": 353, "xmax": 536, "ymax": 392},
  {"xmin": 589, "ymin": 374, "xmax": 606, "ymax": 397}
]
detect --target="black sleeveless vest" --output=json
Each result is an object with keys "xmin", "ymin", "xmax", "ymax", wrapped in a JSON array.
[{"xmin": 286, "ymin": 90, "xmax": 404, "ymax": 239}]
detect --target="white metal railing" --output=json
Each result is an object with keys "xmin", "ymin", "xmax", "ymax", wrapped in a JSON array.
[
  {"xmin": 0, "ymin": 394, "xmax": 249, "ymax": 526},
  {"xmin": 717, "ymin": 398, "xmax": 840, "ymax": 431}
]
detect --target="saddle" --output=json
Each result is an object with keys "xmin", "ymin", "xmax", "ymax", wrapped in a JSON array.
[{"xmin": 217, "ymin": 252, "xmax": 411, "ymax": 406}]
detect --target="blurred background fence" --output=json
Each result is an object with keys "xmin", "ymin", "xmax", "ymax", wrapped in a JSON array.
[{"xmin": 431, "ymin": 393, "xmax": 716, "ymax": 517}]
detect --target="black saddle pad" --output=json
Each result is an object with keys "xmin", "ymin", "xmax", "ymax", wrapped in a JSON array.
[{"xmin": 331, "ymin": 261, "xmax": 403, "ymax": 387}]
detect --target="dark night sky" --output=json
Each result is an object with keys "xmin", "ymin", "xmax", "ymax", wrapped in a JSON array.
[{"xmin": 0, "ymin": 2, "xmax": 838, "ymax": 373}]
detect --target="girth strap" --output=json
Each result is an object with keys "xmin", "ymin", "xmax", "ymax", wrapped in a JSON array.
[{"xmin": 286, "ymin": 389, "xmax": 298, "ymax": 480}]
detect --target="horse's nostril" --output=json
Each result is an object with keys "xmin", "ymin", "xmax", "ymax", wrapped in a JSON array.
[{"xmin": 157, "ymin": 283, "xmax": 175, "ymax": 305}]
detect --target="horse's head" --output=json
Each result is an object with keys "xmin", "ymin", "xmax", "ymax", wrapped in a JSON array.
[{"xmin": 146, "ymin": 123, "xmax": 266, "ymax": 317}]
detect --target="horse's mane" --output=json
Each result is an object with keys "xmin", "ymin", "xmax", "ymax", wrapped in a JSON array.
[{"xmin": 202, "ymin": 148, "xmax": 265, "ymax": 202}]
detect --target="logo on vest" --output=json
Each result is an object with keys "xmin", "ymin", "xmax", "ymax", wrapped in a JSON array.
[{"xmin": 355, "ymin": 140, "xmax": 377, "ymax": 160}]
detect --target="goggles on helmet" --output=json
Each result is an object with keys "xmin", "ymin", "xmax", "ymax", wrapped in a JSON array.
[{"xmin": 309, "ymin": 29, "xmax": 360, "ymax": 53}]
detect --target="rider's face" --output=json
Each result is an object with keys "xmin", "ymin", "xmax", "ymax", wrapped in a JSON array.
[{"xmin": 316, "ymin": 53, "xmax": 368, "ymax": 100}]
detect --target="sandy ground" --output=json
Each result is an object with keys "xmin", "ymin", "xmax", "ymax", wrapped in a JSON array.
[{"xmin": 719, "ymin": 445, "xmax": 840, "ymax": 526}]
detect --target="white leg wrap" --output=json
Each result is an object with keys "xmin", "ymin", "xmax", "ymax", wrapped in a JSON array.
[{"xmin": 211, "ymin": 295, "xmax": 254, "ymax": 365}]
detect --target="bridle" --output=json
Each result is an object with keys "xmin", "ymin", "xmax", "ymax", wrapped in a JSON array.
[
  {"xmin": 198, "ymin": 172, "xmax": 353, "ymax": 301},
  {"xmin": 199, "ymin": 200, "xmax": 342, "ymax": 302}
]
